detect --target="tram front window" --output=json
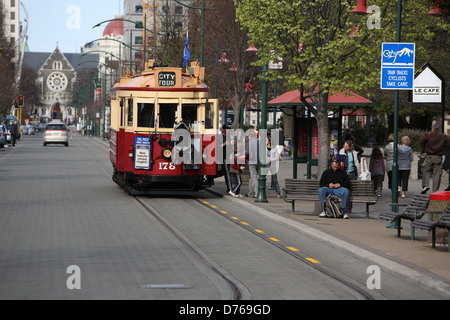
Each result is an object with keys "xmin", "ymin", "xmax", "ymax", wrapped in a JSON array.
[
  {"xmin": 127, "ymin": 98, "xmax": 133, "ymax": 126},
  {"xmin": 205, "ymin": 103, "xmax": 214, "ymax": 129},
  {"xmin": 182, "ymin": 104, "xmax": 198, "ymax": 128},
  {"xmin": 137, "ymin": 103, "xmax": 155, "ymax": 128},
  {"xmin": 159, "ymin": 104, "xmax": 178, "ymax": 128}
]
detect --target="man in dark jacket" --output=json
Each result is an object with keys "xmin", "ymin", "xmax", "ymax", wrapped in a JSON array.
[
  {"xmin": 318, "ymin": 158, "xmax": 351, "ymax": 218},
  {"xmin": 419, "ymin": 124, "xmax": 449, "ymax": 193},
  {"xmin": 443, "ymin": 144, "xmax": 450, "ymax": 191},
  {"xmin": 11, "ymin": 120, "xmax": 19, "ymax": 147}
]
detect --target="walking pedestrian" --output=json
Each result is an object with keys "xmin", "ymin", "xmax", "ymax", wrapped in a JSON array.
[
  {"xmin": 221, "ymin": 125, "xmax": 232, "ymax": 193},
  {"xmin": 369, "ymin": 146, "xmax": 385, "ymax": 197},
  {"xmin": 337, "ymin": 140, "xmax": 360, "ymax": 180},
  {"xmin": 11, "ymin": 120, "xmax": 19, "ymax": 148},
  {"xmin": 384, "ymin": 133, "xmax": 395, "ymax": 190},
  {"xmin": 443, "ymin": 143, "xmax": 450, "ymax": 191},
  {"xmin": 245, "ymin": 128, "xmax": 259, "ymax": 198},
  {"xmin": 419, "ymin": 124, "xmax": 449, "ymax": 193},
  {"xmin": 266, "ymin": 135, "xmax": 282, "ymax": 198},
  {"xmin": 344, "ymin": 131, "xmax": 364, "ymax": 157},
  {"xmin": 229, "ymin": 146, "xmax": 245, "ymax": 198},
  {"xmin": 398, "ymin": 136, "xmax": 414, "ymax": 198}
]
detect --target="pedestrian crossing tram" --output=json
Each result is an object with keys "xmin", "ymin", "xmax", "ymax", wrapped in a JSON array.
[{"xmin": 109, "ymin": 61, "xmax": 219, "ymax": 194}]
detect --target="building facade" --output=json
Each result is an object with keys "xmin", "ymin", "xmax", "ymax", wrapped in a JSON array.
[
  {"xmin": 123, "ymin": 0, "xmax": 193, "ymax": 70},
  {"xmin": 24, "ymin": 46, "xmax": 99, "ymax": 122},
  {"xmin": 1, "ymin": 0, "xmax": 20, "ymax": 63}
]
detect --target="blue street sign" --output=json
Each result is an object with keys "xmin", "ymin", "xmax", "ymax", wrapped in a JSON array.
[{"xmin": 381, "ymin": 43, "xmax": 415, "ymax": 90}]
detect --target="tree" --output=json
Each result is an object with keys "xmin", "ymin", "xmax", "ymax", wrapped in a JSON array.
[
  {"xmin": 203, "ymin": 0, "xmax": 260, "ymax": 129},
  {"xmin": 18, "ymin": 66, "xmax": 41, "ymax": 119},
  {"xmin": 234, "ymin": 0, "xmax": 448, "ymax": 177}
]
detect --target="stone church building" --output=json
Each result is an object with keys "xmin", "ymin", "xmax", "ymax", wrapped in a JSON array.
[{"xmin": 23, "ymin": 46, "xmax": 99, "ymax": 122}]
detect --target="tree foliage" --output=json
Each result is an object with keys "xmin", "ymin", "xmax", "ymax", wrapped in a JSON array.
[{"xmin": 235, "ymin": 0, "xmax": 449, "ymax": 176}]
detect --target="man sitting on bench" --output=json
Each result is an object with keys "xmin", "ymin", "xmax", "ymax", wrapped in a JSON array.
[{"xmin": 318, "ymin": 158, "xmax": 351, "ymax": 219}]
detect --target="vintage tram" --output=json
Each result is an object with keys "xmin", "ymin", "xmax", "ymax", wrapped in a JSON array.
[{"xmin": 109, "ymin": 61, "xmax": 219, "ymax": 193}]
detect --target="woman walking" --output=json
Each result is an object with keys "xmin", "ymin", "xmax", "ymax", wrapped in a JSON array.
[
  {"xmin": 384, "ymin": 133, "xmax": 395, "ymax": 190},
  {"xmin": 369, "ymin": 146, "xmax": 385, "ymax": 197},
  {"xmin": 337, "ymin": 140, "xmax": 360, "ymax": 180},
  {"xmin": 398, "ymin": 136, "xmax": 414, "ymax": 198}
]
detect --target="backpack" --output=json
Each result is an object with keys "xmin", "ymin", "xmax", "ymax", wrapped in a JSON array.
[{"xmin": 323, "ymin": 194, "xmax": 344, "ymax": 218}]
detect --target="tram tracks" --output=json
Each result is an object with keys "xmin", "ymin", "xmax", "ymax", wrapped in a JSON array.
[
  {"xmin": 77, "ymin": 139, "xmax": 245, "ymax": 299},
  {"xmin": 79, "ymin": 136, "xmax": 374, "ymax": 300}
]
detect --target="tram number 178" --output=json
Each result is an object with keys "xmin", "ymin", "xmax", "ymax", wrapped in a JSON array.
[{"xmin": 159, "ymin": 162, "xmax": 176, "ymax": 170}]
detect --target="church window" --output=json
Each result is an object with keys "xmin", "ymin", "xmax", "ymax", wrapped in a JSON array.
[{"xmin": 53, "ymin": 61, "xmax": 62, "ymax": 70}]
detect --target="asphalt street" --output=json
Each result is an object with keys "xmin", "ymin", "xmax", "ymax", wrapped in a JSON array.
[{"xmin": 0, "ymin": 132, "xmax": 448, "ymax": 300}]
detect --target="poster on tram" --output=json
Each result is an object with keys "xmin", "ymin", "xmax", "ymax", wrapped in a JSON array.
[{"xmin": 134, "ymin": 136, "xmax": 152, "ymax": 170}]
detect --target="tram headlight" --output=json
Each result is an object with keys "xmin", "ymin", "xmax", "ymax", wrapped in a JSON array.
[
  {"xmin": 129, "ymin": 145, "xmax": 134, "ymax": 158},
  {"xmin": 161, "ymin": 147, "xmax": 172, "ymax": 161}
]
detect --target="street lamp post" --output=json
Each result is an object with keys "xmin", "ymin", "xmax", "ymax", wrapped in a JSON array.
[
  {"xmin": 255, "ymin": 64, "xmax": 268, "ymax": 203},
  {"xmin": 391, "ymin": 0, "xmax": 403, "ymax": 211}
]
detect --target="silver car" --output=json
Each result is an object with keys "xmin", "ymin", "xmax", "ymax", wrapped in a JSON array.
[{"xmin": 43, "ymin": 123, "xmax": 69, "ymax": 147}]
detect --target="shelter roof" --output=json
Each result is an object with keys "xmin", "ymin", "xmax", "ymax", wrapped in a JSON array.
[{"xmin": 268, "ymin": 89, "xmax": 375, "ymax": 106}]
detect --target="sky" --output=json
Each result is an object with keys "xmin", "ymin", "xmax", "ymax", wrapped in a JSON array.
[{"xmin": 20, "ymin": 0, "xmax": 123, "ymax": 53}]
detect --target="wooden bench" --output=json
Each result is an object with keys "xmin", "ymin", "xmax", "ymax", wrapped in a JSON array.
[
  {"xmin": 379, "ymin": 194, "xmax": 430, "ymax": 237},
  {"xmin": 283, "ymin": 179, "xmax": 378, "ymax": 218},
  {"xmin": 411, "ymin": 204, "xmax": 450, "ymax": 252}
]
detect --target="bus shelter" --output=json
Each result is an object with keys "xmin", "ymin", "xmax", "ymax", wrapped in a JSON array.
[{"xmin": 268, "ymin": 89, "xmax": 377, "ymax": 179}]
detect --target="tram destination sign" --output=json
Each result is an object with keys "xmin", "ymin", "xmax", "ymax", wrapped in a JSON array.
[
  {"xmin": 381, "ymin": 43, "xmax": 415, "ymax": 90},
  {"xmin": 158, "ymin": 72, "xmax": 176, "ymax": 87}
]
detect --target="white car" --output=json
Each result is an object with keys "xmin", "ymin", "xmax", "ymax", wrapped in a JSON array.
[
  {"xmin": 43, "ymin": 123, "xmax": 69, "ymax": 147},
  {"xmin": 24, "ymin": 124, "xmax": 35, "ymax": 135}
]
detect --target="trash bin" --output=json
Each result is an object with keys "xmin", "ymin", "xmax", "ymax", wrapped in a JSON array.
[{"xmin": 428, "ymin": 191, "xmax": 450, "ymax": 245}]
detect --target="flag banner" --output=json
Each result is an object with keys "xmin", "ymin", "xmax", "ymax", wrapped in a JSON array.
[{"xmin": 183, "ymin": 32, "xmax": 191, "ymax": 68}]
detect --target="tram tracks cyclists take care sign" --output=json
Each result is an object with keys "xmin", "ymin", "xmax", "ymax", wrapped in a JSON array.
[{"xmin": 380, "ymin": 43, "xmax": 415, "ymax": 90}]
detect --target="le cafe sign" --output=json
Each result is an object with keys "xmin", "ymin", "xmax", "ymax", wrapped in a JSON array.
[{"xmin": 412, "ymin": 65, "xmax": 443, "ymax": 103}]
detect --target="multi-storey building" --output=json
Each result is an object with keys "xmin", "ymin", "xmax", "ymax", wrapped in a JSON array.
[
  {"xmin": 123, "ymin": 0, "xmax": 193, "ymax": 71},
  {"xmin": 1, "ymin": 0, "xmax": 20, "ymax": 63}
]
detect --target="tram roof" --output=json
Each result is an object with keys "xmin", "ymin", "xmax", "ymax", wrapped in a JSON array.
[{"xmin": 112, "ymin": 63, "xmax": 210, "ymax": 93}]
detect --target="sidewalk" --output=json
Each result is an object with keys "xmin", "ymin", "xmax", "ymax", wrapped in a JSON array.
[{"xmin": 210, "ymin": 158, "xmax": 450, "ymax": 298}]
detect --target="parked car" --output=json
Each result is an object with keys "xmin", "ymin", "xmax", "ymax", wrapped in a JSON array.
[
  {"xmin": 5, "ymin": 124, "xmax": 12, "ymax": 143},
  {"xmin": 23, "ymin": 124, "xmax": 35, "ymax": 135},
  {"xmin": 0, "ymin": 125, "xmax": 7, "ymax": 147},
  {"xmin": 37, "ymin": 123, "xmax": 46, "ymax": 132},
  {"xmin": 43, "ymin": 123, "xmax": 69, "ymax": 147}
]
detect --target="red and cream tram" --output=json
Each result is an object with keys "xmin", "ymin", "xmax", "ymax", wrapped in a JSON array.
[{"xmin": 109, "ymin": 61, "xmax": 219, "ymax": 193}]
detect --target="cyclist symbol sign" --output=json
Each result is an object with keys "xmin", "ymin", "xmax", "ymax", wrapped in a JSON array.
[{"xmin": 380, "ymin": 43, "xmax": 415, "ymax": 90}]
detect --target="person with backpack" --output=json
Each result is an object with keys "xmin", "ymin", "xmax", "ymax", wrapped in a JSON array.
[{"xmin": 318, "ymin": 158, "xmax": 351, "ymax": 219}]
